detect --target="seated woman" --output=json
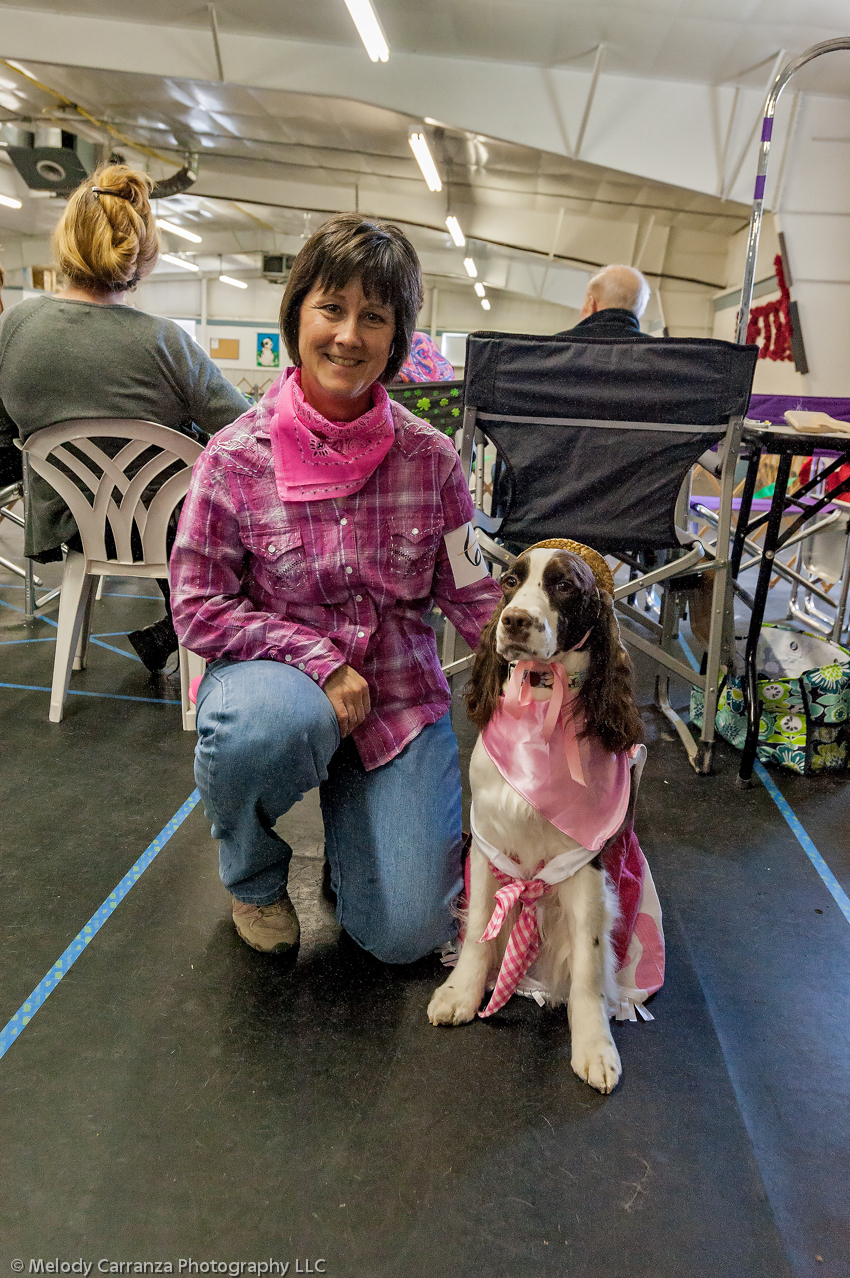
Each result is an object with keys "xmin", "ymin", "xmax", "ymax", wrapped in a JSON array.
[
  {"xmin": 170, "ymin": 213, "xmax": 502, "ymax": 963},
  {"xmin": 0, "ymin": 163, "xmax": 246, "ymax": 670}
]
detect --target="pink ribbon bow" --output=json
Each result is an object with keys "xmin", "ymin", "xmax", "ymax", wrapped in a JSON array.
[
  {"xmin": 501, "ymin": 651, "xmax": 589, "ymax": 788},
  {"xmin": 478, "ymin": 865, "xmax": 552, "ymax": 1017}
]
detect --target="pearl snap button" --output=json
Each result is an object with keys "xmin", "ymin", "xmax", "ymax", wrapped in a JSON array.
[
  {"xmin": 411, "ymin": 527, "xmax": 419, "ymax": 535},
  {"xmin": 340, "ymin": 518, "xmax": 348, "ymax": 525},
  {"xmin": 358, "ymin": 630, "xmax": 365, "ymax": 638},
  {"xmin": 298, "ymin": 663, "xmax": 305, "ymax": 670},
  {"xmin": 355, "ymin": 594, "xmax": 362, "ymax": 601},
  {"xmin": 345, "ymin": 566, "xmax": 353, "ymax": 574},
  {"xmin": 313, "ymin": 673, "xmax": 319, "ymax": 680},
  {"xmin": 285, "ymin": 655, "xmax": 291, "ymax": 662},
  {"xmin": 268, "ymin": 544, "xmax": 276, "ymax": 554}
]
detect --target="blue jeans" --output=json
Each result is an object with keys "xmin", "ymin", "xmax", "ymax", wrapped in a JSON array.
[{"xmin": 194, "ymin": 658, "xmax": 463, "ymax": 964}]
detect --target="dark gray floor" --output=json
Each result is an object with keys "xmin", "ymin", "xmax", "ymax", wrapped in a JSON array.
[{"xmin": 0, "ymin": 548, "xmax": 848, "ymax": 1277}]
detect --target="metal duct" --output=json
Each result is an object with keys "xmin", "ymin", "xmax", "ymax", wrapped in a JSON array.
[{"xmin": 150, "ymin": 156, "xmax": 199, "ymax": 200}]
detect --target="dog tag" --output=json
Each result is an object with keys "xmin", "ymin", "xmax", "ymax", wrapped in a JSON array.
[{"xmin": 444, "ymin": 522, "xmax": 488, "ymax": 588}]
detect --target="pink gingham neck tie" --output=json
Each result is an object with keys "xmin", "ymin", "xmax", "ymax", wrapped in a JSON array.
[{"xmin": 478, "ymin": 865, "xmax": 552, "ymax": 1018}]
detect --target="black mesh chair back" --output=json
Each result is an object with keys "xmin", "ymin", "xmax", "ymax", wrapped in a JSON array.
[{"xmin": 463, "ymin": 332, "xmax": 758, "ymax": 552}]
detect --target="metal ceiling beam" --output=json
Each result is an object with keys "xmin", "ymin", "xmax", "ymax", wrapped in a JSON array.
[
  {"xmin": 0, "ymin": 7, "xmax": 816, "ymax": 205},
  {"xmin": 207, "ymin": 4, "xmax": 225, "ymax": 83},
  {"xmin": 186, "ymin": 187, "xmax": 727, "ymax": 288},
  {"xmin": 573, "ymin": 43, "xmax": 606, "ymax": 160}
]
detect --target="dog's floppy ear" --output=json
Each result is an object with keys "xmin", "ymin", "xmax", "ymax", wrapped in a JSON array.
[
  {"xmin": 578, "ymin": 589, "xmax": 644, "ymax": 754},
  {"xmin": 464, "ymin": 603, "xmax": 509, "ymax": 732}
]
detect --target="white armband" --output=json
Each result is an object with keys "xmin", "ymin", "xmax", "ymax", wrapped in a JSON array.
[{"xmin": 443, "ymin": 522, "xmax": 488, "ymax": 588}]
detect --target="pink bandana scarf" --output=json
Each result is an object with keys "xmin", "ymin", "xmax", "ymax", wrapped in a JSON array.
[
  {"xmin": 481, "ymin": 660, "xmax": 630, "ymax": 852},
  {"xmin": 268, "ymin": 368, "xmax": 396, "ymax": 502}
]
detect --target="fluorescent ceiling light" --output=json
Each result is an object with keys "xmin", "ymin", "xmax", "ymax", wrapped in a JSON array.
[
  {"xmin": 474, "ymin": 282, "xmax": 486, "ymax": 297},
  {"xmin": 344, "ymin": 0, "xmax": 389, "ymax": 62},
  {"xmin": 481, "ymin": 299, "xmax": 491, "ymax": 311},
  {"xmin": 161, "ymin": 253, "xmax": 199, "ymax": 272},
  {"xmin": 445, "ymin": 215, "xmax": 465, "ymax": 247},
  {"xmin": 463, "ymin": 257, "xmax": 477, "ymax": 278},
  {"xmin": 0, "ymin": 193, "xmax": 22, "ymax": 209},
  {"xmin": 157, "ymin": 218, "xmax": 202, "ymax": 244},
  {"xmin": 408, "ymin": 132, "xmax": 442, "ymax": 193},
  {"xmin": 219, "ymin": 274, "xmax": 248, "ymax": 289}
]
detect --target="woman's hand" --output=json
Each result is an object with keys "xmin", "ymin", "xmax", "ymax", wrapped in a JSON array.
[{"xmin": 323, "ymin": 664, "xmax": 371, "ymax": 738}]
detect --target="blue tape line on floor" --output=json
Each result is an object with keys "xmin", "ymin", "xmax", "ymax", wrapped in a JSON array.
[
  {"xmin": 0, "ymin": 593, "xmax": 144, "ymax": 663},
  {"xmin": 0, "ymin": 681, "xmax": 179, "ymax": 705},
  {"xmin": 753, "ymin": 762, "xmax": 850, "ymax": 925},
  {"xmin": 0, "ymin": 789, "xmax": 201, "ymax": 1062},
  {"xmin": 0, "ymin": 581, "xmax": 161, "ymax": 600},
  {"xmin": 677, "ymin": 634, "xmax": 850, "ymax": 927}
]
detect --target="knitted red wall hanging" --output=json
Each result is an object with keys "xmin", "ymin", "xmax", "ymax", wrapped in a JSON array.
[{"xmin": 745, "ymin": 254, "xmax": 793, "ymax": 361}]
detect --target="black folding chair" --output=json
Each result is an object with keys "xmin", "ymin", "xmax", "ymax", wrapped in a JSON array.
[{"xmin": 455, "ymin": 331, "xmax": 758, "ymax": 774}]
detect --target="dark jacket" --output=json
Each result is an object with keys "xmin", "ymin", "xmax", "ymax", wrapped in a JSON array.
[{"xmin": 556, "ymin": 308, "xmax": 651, "ymax": 340}]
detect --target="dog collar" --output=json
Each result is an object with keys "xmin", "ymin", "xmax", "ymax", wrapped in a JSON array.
[{"xmin": 507, "ymin": 663, "xmax": 586, "ymax": 691}]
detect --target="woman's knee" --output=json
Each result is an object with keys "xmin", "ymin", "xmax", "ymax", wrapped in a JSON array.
[
  {"xmin": 350, "ymin": 890, "xmax": 458, "ymax": 965},
  {"xmin": 196, "ymin": 659, "xmax": 339, "ymax": 791}
]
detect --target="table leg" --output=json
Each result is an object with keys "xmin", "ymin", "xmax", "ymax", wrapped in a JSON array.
[
  {"xmin": 730, "ymin": 447, "xmax": 759, "ymax": 579},
  {"xmin": 738, "ymin": 452, "xmax": 793, "ymax": 784}
]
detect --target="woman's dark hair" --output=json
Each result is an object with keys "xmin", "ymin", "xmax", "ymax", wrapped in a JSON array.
[{"xmin": 279, "ymin": 212, "xmax": 423, "ymax": 384}]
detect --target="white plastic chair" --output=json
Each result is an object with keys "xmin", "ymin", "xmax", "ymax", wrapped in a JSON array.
[{"xmin": 22, "ymin": 419, "xmax": 206, "ymax": 727}]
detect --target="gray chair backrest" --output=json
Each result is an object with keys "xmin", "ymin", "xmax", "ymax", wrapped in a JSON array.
[{"xmin": 462, "ymin": 332, "xmax": 758, "ymax": 551}]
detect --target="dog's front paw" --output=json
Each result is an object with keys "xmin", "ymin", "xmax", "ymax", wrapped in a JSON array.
[
  {"xmin": 571, "ymin": 1035, "xmax": 622, "ymax": 1094},
  {"xmin": 427, "ymin": 978, "xmax": 482, "ymax": 1026}
]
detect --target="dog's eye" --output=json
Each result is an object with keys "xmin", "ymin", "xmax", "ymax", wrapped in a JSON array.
[{"xmin": 502, "ymin": 575, "xmax": 518, "ymax": 588}]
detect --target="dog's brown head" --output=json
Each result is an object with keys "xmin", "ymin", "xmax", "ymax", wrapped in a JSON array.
[{"xmin": 465, "ymin": 547, "xmax": 643, "ymax": 754}]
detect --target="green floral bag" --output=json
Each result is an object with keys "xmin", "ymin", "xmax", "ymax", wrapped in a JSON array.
[{"xmin": 690, "ymin": 624, "xmax": 850, "ymax": 775}]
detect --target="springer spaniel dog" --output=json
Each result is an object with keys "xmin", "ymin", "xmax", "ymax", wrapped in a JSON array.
[{"xmin": 428, "ymin": 543, "xmax": 644, "ymax": 1093}]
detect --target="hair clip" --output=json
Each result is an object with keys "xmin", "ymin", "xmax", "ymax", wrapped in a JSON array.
[{"xmin": 91, "ymin": 186, "xmax": 130, "ymax": 199}]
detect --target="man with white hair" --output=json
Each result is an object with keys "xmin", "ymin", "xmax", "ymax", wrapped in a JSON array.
[{"xmin": 557, "ymin": 264, "xmax": 652, "ymax": 339}]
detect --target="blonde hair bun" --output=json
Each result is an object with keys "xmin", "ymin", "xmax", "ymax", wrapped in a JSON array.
[{"xmin": 53, "ymin": 163, "xmax": 159, "ymax": 292}]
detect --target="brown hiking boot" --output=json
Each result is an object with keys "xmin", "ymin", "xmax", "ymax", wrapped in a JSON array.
[{"xmin": 231, "ymin": 894, "xmax": 300, "ymax": 954}]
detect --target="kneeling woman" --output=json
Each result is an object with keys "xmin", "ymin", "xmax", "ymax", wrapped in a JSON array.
[{"xmin": 171, "ymin": 214, "xmax": 501, "ymax": 962}]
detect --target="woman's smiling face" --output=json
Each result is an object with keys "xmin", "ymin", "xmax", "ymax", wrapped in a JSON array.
[{"xmin": 297, "ymin": 275, "xmax": 395, "ymax": 422}]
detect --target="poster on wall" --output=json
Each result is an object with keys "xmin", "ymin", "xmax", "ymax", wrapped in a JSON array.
[
  {"xmin": 210, "ymin": 337, "xmax": 240, "ymax": 361},
  {"xmin": 257, "ymin": 332, "xmax": 280, "ymax": 367}
]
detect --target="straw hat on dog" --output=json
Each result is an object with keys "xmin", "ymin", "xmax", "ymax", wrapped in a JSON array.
[{"xmin": 523, "ymin": 538, "xmax": 615, "ymax": 597}]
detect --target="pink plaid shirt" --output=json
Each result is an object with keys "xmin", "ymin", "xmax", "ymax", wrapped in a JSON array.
[{"xmin": 170, "ymin": 388, "xmax": 502, "ymax": 770}]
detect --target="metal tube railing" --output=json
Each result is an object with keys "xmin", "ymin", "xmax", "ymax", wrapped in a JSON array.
[{"xmin": 735, "ymin": 38, "xmax": 850, "ymax": 345}]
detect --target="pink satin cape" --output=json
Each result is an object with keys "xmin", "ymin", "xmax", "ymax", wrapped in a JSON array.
[
  {"xmin": 481, "ymin": 664, "xmax": 630, "ymax": 852},
  {"xmin": 268, "ymin": 368, "xmax": 395, "ymax": 502}
]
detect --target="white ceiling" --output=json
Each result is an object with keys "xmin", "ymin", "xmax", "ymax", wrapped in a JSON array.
[
  {"xmin": 2, "ymin": 0, "xmax": 849, "ymax": 94},
  {"xmin": 0, "ymin": 60, "xmax": 748, "ymax": 297}
]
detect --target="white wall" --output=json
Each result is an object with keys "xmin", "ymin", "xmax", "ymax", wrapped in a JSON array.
[
  {"xmin": 132, "ymin": 271, "xmax": 582, "ymax": 387},
  {"xmin": 713, "ymin": 216, "xmax": 808, "ymax": 397},
  {"xmin": 711, "ymin": 92, "xmax": 850, "ymax": 398},
  {"xmin": 773, "ymin": 93, "xmax": 850, "ymax": 396}
]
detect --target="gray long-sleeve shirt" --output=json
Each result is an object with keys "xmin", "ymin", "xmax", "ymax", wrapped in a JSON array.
[{"xmin": 0, "ymin": 295, "xmax": 248, "ymax": 559}]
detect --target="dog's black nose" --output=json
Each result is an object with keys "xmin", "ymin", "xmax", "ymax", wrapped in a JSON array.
[{"xmin": 501, "ymin": 608, "xmax": 533, "ymax": 636}]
